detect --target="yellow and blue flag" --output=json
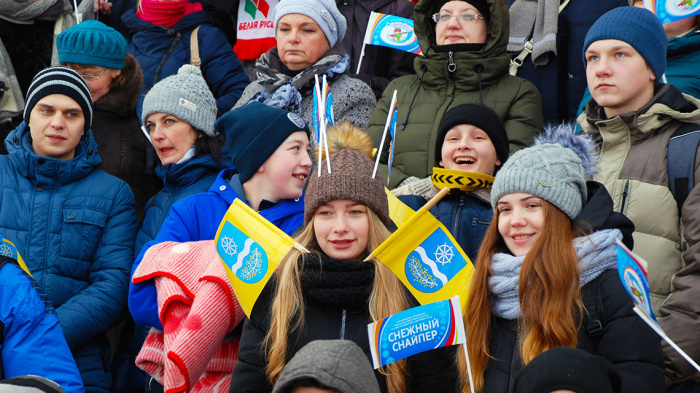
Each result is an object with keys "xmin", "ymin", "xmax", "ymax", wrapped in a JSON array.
[
  {"xmin": 368, "ymin": 207, "xmax": 475, "ymax": 309},
  {"xmin": 0, "ymin": 235, "xmax": 29, "ymax": 275},
  {"xmin": 215, "ymin": 198, "xmax": 301, "ymax": 317},
  {"xmin": 385, "ymin": 188, "xmax": 415, "ymax": 228},
  {"xmin": 362, "ymin": 12, "xmax": 422, "ymax": 55}
]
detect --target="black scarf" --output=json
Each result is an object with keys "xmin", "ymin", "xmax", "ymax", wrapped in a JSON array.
[{"xmin": 299, "ymin": 253, "xmax": 375, "ymax": 312}]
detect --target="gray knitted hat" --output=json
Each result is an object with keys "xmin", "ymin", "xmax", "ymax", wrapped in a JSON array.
[
  {"xmin": 491, "ymin": 124, "xmax": 597, "ymax": 219},
  {"xmin": 305, "ymin": 149, "xmax": 389, "ymax": 226},
  {"xmin": 272, "ymin": 340, "xmax": 381, "ymax": 393},
  {"xmin": 142, "ymin": 64, "xmax": 217, "ymax": 136},
  {"xmin": 272, "ymin": 0, "xmax": 347, "ymax": 48}
]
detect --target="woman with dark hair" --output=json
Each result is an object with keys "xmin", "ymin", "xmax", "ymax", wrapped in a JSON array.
[
  {"xmin": 57, "ymin": 19, "xmax": 161, "ymax": 221},
  {"xmin": 136, "ymin": 64, "xmax": 229, "ymax": 256},
  {"xmin": 460, "ymin": 125, "xmax": 664, "ymax": 393}
]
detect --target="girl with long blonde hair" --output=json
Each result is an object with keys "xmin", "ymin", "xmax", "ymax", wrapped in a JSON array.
[
  {"xmin": 230, "ymin": 123, "xmax": 459, "ymax": 393},
  {"xmin": 459, "ymin": 126, "xmax": 664, "ymax": 393}
]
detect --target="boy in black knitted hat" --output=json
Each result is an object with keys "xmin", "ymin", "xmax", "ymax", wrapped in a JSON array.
[{"xmin": 397, "ymin": 103, "xmax": 508, "ymax": 262}]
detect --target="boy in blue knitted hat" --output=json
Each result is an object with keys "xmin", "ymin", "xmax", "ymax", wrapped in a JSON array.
[{"xmin": 577, "ymin": 6, "xmax": 700, "ymax": 390}]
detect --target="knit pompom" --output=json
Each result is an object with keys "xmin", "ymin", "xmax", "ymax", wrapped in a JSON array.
[
  {"xmin": 534, "ymin": 123, "xmax": 599, "ymax": 176},
  {"xmin": 321, "ymin": 121, "xmax": 374, "ymax": 161}
]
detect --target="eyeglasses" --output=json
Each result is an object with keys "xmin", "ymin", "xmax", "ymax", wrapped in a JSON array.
[
  {"xmin": 432, "ymin": 12, "xmax": 484, "ymax": 23},
  {"xmin": 78, "ymin": 67, "xmax": 107, "ymax": 81}
]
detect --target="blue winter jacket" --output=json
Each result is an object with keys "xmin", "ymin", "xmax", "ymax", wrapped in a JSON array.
[
  {"xmin": 129, "ymin": 168, "xmax": 305, "ymax": 329},
  {"xmin": 122, "ymin": 9, "xmax": 250, "ymax": 118},
  {"xmin": 0, "ymin": 123, "xmax": 137, "ymax": 393},
  {"xmin": 0, "ymin": 261, "xmax": 84, "ymax": 392},
  {"xmin": 135, "ymin": 153, "xmax": 231, "ymax": 256},
  {"xmin": 400, "ymin": 190, "xmax": 492, "ymax": 263}
]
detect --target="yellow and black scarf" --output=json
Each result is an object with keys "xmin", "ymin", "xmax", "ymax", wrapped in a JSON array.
[{"xmin": 430, "ymin": 167, "xmax": 494, "ymax": 193}]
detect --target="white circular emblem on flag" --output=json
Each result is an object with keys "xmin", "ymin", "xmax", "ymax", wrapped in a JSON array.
[{"xmin": 287, "ymin": 113, "xmax": 306, "ymax": 129}]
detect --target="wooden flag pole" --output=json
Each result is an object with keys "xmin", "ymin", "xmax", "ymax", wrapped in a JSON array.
[{"xmin": 422, "ymin": 187, "xmax": 450, "ymax": 211}]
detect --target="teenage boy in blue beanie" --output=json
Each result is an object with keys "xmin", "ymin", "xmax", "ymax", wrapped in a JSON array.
[
  {"xmin": 577, "ymin": 6, "xmax": 700, "ymax": 391},
  {"xmin": 128, "ymin": 102, "xmax": 312, "ymax": 388}
]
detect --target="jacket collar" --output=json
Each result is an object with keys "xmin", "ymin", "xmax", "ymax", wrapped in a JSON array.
[
  {"xmin": 6, "ymin": 122, "xmax": 101, "ymax": 185},
  {"xmin": 94, "ymin": 54, "xmax": 143, "ymax": 117}
]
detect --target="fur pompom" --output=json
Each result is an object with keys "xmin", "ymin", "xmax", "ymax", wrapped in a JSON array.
[
  {"xmin": 320, "ymin": 121, "xmax": 374, "ymax": 161},
  {"xmin": 534, "ymin": 123, "xmax": 599, "ymax": 175}
]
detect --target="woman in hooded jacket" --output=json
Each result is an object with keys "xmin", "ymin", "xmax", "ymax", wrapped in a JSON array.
[
  {"xmin": 460, "ymin": 125, "xmax": 665, "ymax": 393},
  {"xmin": 367, "ymin": 0, "xmax": 543, "ymax": 189}
]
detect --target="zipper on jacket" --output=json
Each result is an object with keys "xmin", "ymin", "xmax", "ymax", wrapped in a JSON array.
[
  {"xmin": 452, "ymin": 196, "xmax": 465, "ymax": 241},
  {"xmin": 339, "ymin": 309, "xmax": 347, "ymax": 339},
  {"xmin": 448, "ymin": 51, "xmax": 457, "ymax": 73},
  {"xmin": 471, "ymin": 217, "xmax": 490, "ymax": 226},
  {"xmin": 619, "ymin": 180, "xmax": 630, "ymax": 214}
]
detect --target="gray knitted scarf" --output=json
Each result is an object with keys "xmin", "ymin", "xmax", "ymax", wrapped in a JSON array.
[
  {"xmin": 507, "ymin": 0, "xmax": 560, "ymax": 66},
  {"xmin": 0, "ymin": 0, "xmax": 72, "ymax": 23},
  {"xmin": 489, "ymin": 228, "xmax": 621, "ymax": 320}
]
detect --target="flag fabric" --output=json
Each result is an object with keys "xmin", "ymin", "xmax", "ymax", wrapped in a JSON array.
[
  {"xmin": 362, "ymin": 12, "xmax": 422, "ymax": 55},
  {"xmin": 367, "ymin": 296, "xmax": 465, "ymax": 368},
  {"xmin": 616, "ymin": 240, "xmax": 656, "ymax": 322},
  {"xmin": 0, "ymin": 235, "xmax": 29, "ymax": 275},
  {"xmin": 215, "ymin": 198, "xmax": 296, "ymax": 317},
  {"xmin": 325, "ymin": 86, "xmax": 334, "ymax": 127},
  {"xmin": 312, "ymin": 85, "xmax": 322, "ymax": 145},
  {"xmin": 386, "ymin": 99, "xmax": 399, "ymax": 185},
  {"xmin": 643, "ymin": 0, "xmax": 700, "ymax": 24},
  {"xmin": 385, "ymin": 188, "xmax": 415, "ymax": 228},
  {"xmin": 369, "ymin": 207, "xmax": 475, "ymax": 308}
]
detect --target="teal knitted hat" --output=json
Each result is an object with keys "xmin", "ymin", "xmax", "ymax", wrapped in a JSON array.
[
  {"xmin": 491, "ymin": 124, "xmax": 597, "ymax": 219},
  {"xmin": 57, "ymin": 20, "xmax": 127, "ymax": 70}
]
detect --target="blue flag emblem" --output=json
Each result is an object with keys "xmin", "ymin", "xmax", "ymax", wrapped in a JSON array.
[
  {"xmin": 217, "ymin": 222, "xmax": 269, "ymax": 284},
  {"xmin": 404, "ymin": 228, "xmax": 467, "ymax": 293}
]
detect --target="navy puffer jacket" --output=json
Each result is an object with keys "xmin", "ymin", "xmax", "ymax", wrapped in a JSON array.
[
  {"xmin": 0, "ymin": 122, "xmax": 137, "ymax": 393},
  {"xmin": 135, "ymin": 152, "xmax": 231, "ymax": 255},
  {"xmin": 122, "ymin": 9, "xmax": 250, "ymax": 117}
]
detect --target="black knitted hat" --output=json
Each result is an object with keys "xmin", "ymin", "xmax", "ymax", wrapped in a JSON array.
[
  {"xmin": 215, "ymin": 102, "xmax": 311, "ymax": 183},
  {"xmin": 513, "ymin": 347, "xmax": 622, "ymax": 393},
  {"xmin": 24, "ymin": 67, "xmax": 93, "ymax": 133},
  {"xmin": 435, "ymin": 103, "xmax": 509, "ymax": 167}
]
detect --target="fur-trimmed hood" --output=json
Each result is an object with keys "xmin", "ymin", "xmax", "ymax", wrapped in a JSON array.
[{"xmin": 94, "ymin": 53, "xmax": 143, "ymax": 117}]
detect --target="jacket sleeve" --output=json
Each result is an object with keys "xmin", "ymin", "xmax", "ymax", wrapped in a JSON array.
[
  {"xmin": 196, "ymin": 25, "xmax": 250, "ymax": 116},
  {"xmin": 229, "ymin": 317, "xmax": 273, "ymax": 393},
  {"xmin": 595, "ymin": 270, "xmax": 665, "ymax": 393},
  {"xmin": 658, "ymin": 147, "xmax": 700, "ymax": 384},
  {"xmin": 366, "ymin": 81, "xmax": 410, "ymax": 188},
  {"xmin": 501, "ymin": 78, "xmax": 543, "ymax": 153},
  {"xmin": 1, "ymin": 264, "xmax": 85, "ymax": 393},
  {"xmin": 56, "ymin": 182, "xmax": 137, "ymax": 350},
  {"xmin": 129, "ymin": 199, "xmax": 199, "ymax": 330}
]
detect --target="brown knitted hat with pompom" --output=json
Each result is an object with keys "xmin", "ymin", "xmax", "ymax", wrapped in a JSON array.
[{"xmin": 304, "ymin": 148, "xmax": 390, "ymax": 226}]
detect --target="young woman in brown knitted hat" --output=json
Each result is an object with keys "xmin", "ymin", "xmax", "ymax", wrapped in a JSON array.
[{"xmin": 230, "ymin": 122, "xmax": 459, "ymax": 393}]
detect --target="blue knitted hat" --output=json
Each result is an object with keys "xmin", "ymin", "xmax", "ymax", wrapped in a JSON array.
[
  {"xmin": 57, "ymin": 20, "xmax": 127, "ymax": 70},
  {"xmin": 215, "ymin": 102, "xmax": 311, "ymax": 183},
  {"xmin": 582, "ymin": 7, "xmax": 667, "ymax": 81}
]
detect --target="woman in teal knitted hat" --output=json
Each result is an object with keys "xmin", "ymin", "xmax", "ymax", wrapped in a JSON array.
[
  {"xmin": 458, "ymin": 124, "xmax": 664, "ymax": 393},
  {"xmin": 57, "ymin": 19, "xmax": 160, "ymax": 221}
]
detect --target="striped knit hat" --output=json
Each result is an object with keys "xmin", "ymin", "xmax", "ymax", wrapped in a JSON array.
[{"xmin": 24, "ymin": 67, "xmax": 93, "ymax": 133}]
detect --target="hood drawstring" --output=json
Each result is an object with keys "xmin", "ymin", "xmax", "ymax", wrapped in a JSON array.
[
  {"xmin": 475, "ymin": 47, "xmax": 486, "ymax": 104},
  {"xmin": 400, "ymin": 62, "xmax": 428, "ymax": 130}
]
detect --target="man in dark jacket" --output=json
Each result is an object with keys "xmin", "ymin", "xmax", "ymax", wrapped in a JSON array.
[{"xmin": 0, "ymin": 67, "xmax": 138, "ymax": 393}]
